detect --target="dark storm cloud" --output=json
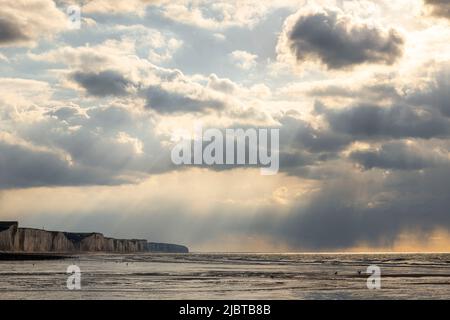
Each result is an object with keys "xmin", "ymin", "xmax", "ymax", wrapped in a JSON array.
[
  {"xmin": 314, "ymin": 66, "xmax": 450, "ymax": 140},
  {"xmin": 46, "ymin": 106, "xmax": 173, "ymax": 173},
  {"xmin": 277, "ymin": 165, "xmax": 450, "ymax": 250},
  {"xmin": 145, "ymin": 85, "xmax": 226, "ymax": 113},
  {"xmin": 279, "ymin": 192, "xmax": 410, "ymax": 250},
  {"xmin": 285, "ymin": 8, "xmax": 404, "ymax": 69},
  {"xmin": 279, "ymin": 114, "xmax": 352, "ymax": 153},
  {"xmin": 349, "ymin": 141, "xmax": 447, "ymax": 170},
  {"xmin": 0, "ymin": 18, "xmax": 29, "ymax": 44},
  {"xmin": 324, "ymin": 104, "xmax": 450, "ymax": 139},
  {"xmin": 0, "ymin": 141, "xmax": 124, "ymax": 189},
  {"xmin": 425, "ymin": 0, "xmax": 450, "ymax": 19},
  {"xmin": 71, "ymin": 70, "xmax": 133, "ymax": 97},
  {"xmin": 0, "ymin": 104, "xmax": 175, "ymax": 190}
]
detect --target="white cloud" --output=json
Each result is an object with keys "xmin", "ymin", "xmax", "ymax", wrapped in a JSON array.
[
  {"xmin": 0, "ymin": 53, "xmax": 9, "ymax": 62},
  {"xmin": 157, "ymin": 0, "xmax": 298, "ymax": 30},
  {"xmin": 229, "ymin": 50, "xmax": 258, "ymax": 70},
  {"xmin": 0, "ymin": 0, "xmax": 68, "ymax": 47},
  {"xmin": 57, "ymin": 0, "xmax": 161, "ymax": 16}
]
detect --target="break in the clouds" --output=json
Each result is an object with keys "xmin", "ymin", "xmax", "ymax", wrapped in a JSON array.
[
  {"xmin": 278, "ymin": 6, "xmax": 404, "ymax": 69},
  {"xmin": 1, "ymin": 0, "xmax": 450, "ymax": 252}
]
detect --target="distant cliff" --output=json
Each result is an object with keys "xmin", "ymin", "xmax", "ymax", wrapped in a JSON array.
[
  {"xmin": 147, "ymin": 242, "xmax": 189, "ymax": 253},
  {"xmin": 0, "ymin": 221, "xmax": 188, "ymax": 254}
]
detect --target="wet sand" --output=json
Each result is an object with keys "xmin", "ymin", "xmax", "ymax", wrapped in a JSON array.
[{"xmin": 2, "ymin": 253, "xmax": 450, "ymax": 299}]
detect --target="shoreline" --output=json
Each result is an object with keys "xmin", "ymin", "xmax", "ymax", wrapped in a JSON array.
[{"xmin": 0, "ymin": 252, "xmax": 74, "ymax": 261}]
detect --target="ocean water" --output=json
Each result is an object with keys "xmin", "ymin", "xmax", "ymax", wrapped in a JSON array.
[{"xmin": 1, "ymin": 253, "xmax": 450, "ymax": 300}]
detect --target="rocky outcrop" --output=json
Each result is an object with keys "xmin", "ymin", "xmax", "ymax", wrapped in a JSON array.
[{"xmin": 0, "ymin": 221, "xmax": 188, "ymax": 254}]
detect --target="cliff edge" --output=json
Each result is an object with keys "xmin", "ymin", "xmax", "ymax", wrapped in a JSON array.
[{"xmin": 0, "ymin": 221, "xmax": 188, "ymax": 254}]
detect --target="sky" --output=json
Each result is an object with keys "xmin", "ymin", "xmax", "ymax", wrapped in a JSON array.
[{"xmin": 0, "ymin": 0, "xmax": 450, "ymax": 252}]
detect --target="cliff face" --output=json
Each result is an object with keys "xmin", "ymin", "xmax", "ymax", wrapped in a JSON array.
[
  {"xmin": 63, "ymin": 232, "xmax": 148, "ymax": 253},
  {"xmin": 14, "ymin": 228, "xmax": 74, "ymax": 252},
  {"xmin": 0, "ymin": 224, "xmax": 16, "ymax": 251},
  {"xmin": 0, "ymin": 222, "xmax": 188, "ymax": 254}
]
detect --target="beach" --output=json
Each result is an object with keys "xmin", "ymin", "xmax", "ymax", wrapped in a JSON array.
[{"xmin": 1, "ymin": 253, "xmax": 450, "ymax": 299}]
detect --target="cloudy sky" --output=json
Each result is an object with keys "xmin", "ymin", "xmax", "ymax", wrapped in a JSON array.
[{"xmin": 1, "ymin": 0, "xmax": 450, "ymax": 252}]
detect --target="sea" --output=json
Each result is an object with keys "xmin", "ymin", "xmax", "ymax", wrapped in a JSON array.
[{"xmin": 1, "ymin": 253, "xmax": 450, "ymax": 299}]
